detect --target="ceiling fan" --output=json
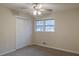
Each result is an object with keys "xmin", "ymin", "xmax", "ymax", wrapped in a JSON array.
[
  {"xmin": 20, "ymin": 3, "xmax": 53, "ymax": 16},
  {"xmin": 32, "ymin": 3, "xmax": 53, "ymax": 15}
]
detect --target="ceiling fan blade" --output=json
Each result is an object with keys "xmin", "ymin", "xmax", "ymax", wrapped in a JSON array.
[{"xmin": 39, "ymin": 9, "xmax": 53, "ymax": 12}]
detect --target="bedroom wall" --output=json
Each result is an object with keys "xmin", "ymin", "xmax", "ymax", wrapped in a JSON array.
[
  {"xmin": 32, "ymin": 8, "xmax": 79, "ymax": 54},
  {"xmin": 0, "ymin": 6, "xmax": 16, "ymax": 55},
  {"xmin": 0, "ymin": 6, "xmax": 33, "ymax": 55}
]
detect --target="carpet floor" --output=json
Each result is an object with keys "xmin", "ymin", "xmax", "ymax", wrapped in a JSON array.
[{"xmin": 3, "ymin": 45, "xmax": 79, "ymax": 56}]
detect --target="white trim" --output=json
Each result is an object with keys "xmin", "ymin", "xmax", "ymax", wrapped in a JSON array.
[
  {"xmin": 0, "ymin": 45, "xmax": 32, "ymax": 56},
  {"xmin": 0, "ymin": 49, "xmax": 16, "ymax": 56},
  {"xmin": 35, "ymin": 43, "xmax": 79, "ymax": 54},
  {"xmin": 16, "ymin": 16, "xmax": 28, "ymax": 19}
]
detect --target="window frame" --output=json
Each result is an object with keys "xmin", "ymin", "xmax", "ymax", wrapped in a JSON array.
[
  {"xmin": 44, "ymin": 19, "xmax": 55, "ymax": 32},
  {"xmin": 35, "ymin": 20, "xmax": 44, "ymax": 32},
  {"xmin": 35, "ymin": 19, "xmax": 55, "ymax": 32}
]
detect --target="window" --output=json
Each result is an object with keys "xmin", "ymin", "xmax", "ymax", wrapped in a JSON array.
[
  {"xmin": 45, "ymin": 20, "xmax": 55, "ymax": 32},
  {"xmin": 35, "ymin": 19, "xmax": 55, "ymax": 32},
  {"xmin": 35, "ymin": 20, "xmax": 44, "ymax": 32}
]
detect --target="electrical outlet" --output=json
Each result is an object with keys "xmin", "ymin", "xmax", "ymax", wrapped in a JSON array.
[{"xmin": 42, "ymin": 42, "xmax": 46, "ymax": 45}]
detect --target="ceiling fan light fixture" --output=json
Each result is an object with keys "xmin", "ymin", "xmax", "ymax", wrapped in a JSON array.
[
  {"xmin": 33, "ymin": 10, "xmax": 37, "ymax": 15},
  {"xmin": 33, "ymin": 3, "xmax": 42, "ymax": 9},
  {"xmin": 38, "ymin": 11, "xmax": 41, "ymax": 15},
  {"xmin": 32, "ymin": 3, "xmax": 42, "ymax": 16}
]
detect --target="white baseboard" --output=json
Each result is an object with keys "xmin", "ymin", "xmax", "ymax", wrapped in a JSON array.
[
  {"xmin": 0, "ymin": 44, "xmax": 32, "ymax": 56},
  {"xmin": 0, "ymin": 49, "xmax": 16, "ymax": 56},
  {"xmin": 35, "ymin": 43, "xmax": 79, "ymax": 55}
]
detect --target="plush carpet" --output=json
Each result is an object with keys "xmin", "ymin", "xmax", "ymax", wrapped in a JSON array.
[{"xmin": 3, "ymin": 45, "xmax": 79, "ymax": 56}]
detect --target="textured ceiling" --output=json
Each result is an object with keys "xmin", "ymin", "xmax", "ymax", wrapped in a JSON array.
[{"xmin": 0, "ymin": 3, "xmax": 79, "ymax": 17}]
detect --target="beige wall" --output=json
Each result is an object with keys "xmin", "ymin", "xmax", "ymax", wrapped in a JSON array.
[
  {"xmin": 33, "ymin": 8, "xmax": 79, "ymax": 53},
  {"xmin": 0, "ymin": 6, "xmax": 16, "ymax": 55},
  {"xmin": 0, "ymin": 6, "xmax": 33, "ymax": 55}
]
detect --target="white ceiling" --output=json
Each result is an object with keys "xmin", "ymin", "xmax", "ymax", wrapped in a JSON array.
[{"xmin": 0, "ymin": 3, "xmax": 79, "ymax": 17}]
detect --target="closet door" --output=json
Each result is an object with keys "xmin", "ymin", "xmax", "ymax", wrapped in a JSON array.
[{"xmin": 16, "ymin": 18, "xmax": 25, "ymax": 49}]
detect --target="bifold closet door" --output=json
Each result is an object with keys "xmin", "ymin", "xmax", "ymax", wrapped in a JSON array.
[{"xmin": 16, "ymin": 18, "xmax": 26, "ymax": 49}]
